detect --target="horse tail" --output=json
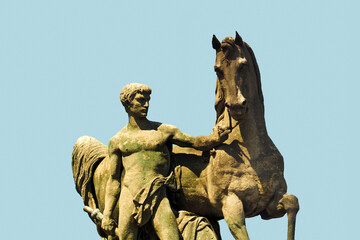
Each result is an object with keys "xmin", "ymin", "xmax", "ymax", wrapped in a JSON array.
[{"xmin": 72, "ymin": 136, "xmax": 108, "ymax": 209}]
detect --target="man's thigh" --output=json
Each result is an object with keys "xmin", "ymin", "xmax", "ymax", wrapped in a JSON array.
[
  {"xmin": 151, "ymin": 189, "xmax": 180, "ymax": 240},
  {"xmin": 118, "ymin": 186, "xmax": 138, "ymax": 239}
]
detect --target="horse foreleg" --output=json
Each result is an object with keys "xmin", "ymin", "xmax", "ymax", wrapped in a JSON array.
[
  {"xmin": 222, "ymin": 194, "xmax": 250, "ymax": 240},
  {"xmin": 261, "ymin": 193, "xmax": 299, "ymax": 240},
  {"xmin": 279, "ymin": 194, "xmax": 299, "ymax": 240}
]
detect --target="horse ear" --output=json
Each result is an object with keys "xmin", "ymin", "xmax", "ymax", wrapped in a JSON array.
[
  {"xmin": 235, "ymin": 31, "xmax": 243, "ymax": 46},
  {"xmin": 212, "ymin": 35, "xmax": 221, "ymax": 51}
]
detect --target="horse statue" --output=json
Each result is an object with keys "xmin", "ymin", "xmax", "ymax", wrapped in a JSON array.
[
  {"xmin": 72, "ymin": 32, "xmax": 299, "ymax": 240},
  {"xmin": 170, "ymin": 32, "xmax": 299, "ymax": 239}
]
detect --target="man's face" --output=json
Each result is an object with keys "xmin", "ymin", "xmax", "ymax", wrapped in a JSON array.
[{"xmin": 127, "ymin": 92, "xmax": 150, "ymax": 118}]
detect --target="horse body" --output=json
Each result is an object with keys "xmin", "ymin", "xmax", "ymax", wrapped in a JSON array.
[{"xmin": 172, "ymin": 109, "xmax": 286, "ymax": 220}]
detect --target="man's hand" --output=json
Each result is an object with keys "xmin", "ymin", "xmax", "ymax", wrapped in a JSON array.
[
  {"xmin": 101, "ymin": 216, "xmax": 116, "ymax": 236},
  {"xmin": 214, "ymin": 118, "xmax": 231, "ymax": 142}
]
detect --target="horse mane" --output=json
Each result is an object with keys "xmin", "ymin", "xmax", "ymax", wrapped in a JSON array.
[
  {"xmin": 244, "ymin": 42, "xmax": 264, "ymax": 107},
  {"xmin": 214, "ymin": 42, "xmax": 264, "ymax": 123}
]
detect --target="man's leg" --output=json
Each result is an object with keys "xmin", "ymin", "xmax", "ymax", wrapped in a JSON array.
[
  {"xmin": 151, "ymin": 189, "xmax": 181, "ymax": 240},
  {"xmin": 118, "ymin": 187, "xmax": 139, "ymax": 240}
]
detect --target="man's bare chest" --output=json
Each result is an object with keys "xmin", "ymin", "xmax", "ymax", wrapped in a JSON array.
[{"xmin": 118, "ymin": 130, "xmax": 170, "ymax": 155}]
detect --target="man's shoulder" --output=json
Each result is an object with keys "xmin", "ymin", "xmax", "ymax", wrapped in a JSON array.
[
  {"xmin": 157, "ymin": 122, "xmax": 178, "ymax": 134},
  {"xmin": 109, "ymin": 127, "xmax": 128, "ymax": 144}
]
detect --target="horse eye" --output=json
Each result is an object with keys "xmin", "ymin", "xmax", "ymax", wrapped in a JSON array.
[
  {"xmin": 218, "ymin": 73, "xmax": 224, "ymax": 80},
  {"xmin": 215, "ymin": 67, "xmax": 224, "ymax": 78},
  {"xmin": 221, "ymin": 46, "xmax": 229, "ymax": 53},
  {"xmin": 238, "ymin": 62, "xmax": 248, "ymax": 72}
]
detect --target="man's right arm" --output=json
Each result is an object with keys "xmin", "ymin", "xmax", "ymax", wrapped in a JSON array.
[
  {"xmin": 102, "ymin": 139, "xmax": 122, "ymax": 233},
  {"xmin": 168, "ymin": 119, "xmax": 230, "ymax": 151}
]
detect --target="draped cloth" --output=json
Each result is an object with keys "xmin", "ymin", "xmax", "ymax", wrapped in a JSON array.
[
  {"xmin": 177, "ymin": 210, "xmax": 219, "ymax": 240},
  {"xmin": 132, "ymin": 172, "xmax": 177, "ymax": 227}
]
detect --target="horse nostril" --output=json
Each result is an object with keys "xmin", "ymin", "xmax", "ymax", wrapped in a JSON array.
[{"xmin": 242, "ymin": 100, "xmax": 247, "ymax": 106}]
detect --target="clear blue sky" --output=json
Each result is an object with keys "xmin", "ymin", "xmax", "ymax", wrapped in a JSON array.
[{"xmin": 1, "ymin": 1, "xmax": 359, "ymax": 239}]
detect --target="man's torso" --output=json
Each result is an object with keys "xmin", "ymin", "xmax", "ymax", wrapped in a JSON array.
[{"xmin": 111, "ymin": 122, "xmax": 174, "ymax": 196}]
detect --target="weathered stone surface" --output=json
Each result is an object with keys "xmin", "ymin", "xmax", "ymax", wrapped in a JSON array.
[{"xmin": 72, "ymin": 32, "xmax": 299, "ymax": 240}]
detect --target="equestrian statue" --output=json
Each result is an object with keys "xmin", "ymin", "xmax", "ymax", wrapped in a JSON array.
[{"xmin": 72, "ymin": 32, "xmax": 299, "ymax": 240}]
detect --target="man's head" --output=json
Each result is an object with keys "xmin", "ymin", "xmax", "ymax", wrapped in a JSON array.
[{"xmin": 120, "ymin": 83, "xmax": 152, "ymax": 117}]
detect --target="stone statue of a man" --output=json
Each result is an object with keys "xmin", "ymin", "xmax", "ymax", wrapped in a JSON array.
[{"xmin": 101, "ymin": 83, "xmax": 229, "ymax": 239}]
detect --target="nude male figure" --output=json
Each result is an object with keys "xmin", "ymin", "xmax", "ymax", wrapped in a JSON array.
[{"xmin": 101, "ymin": 83, "xmax": 229, "ymax": 240}]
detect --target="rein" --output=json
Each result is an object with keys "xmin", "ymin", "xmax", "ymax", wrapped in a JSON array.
[{"xmin": 224, "ymin": 106, "xmax": 239, "ymax": 132}]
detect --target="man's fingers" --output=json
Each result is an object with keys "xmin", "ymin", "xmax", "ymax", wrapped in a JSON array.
[
  {"xmin": 218, "ymin": 123, "xmax": 231, "ymax": 133},
  {"xmin": 102, "ymin": 218, "xmax": 117, "ymax": 236},
  {"xmin": 224, "ymin": 127, "xmax": 232, "ymax": 133},
  {"xmin": 103, "ymin": 225, "xmax": 115, "ymax": 236}
]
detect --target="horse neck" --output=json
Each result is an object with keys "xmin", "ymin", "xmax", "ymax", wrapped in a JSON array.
[{"xmin": 226, "ymin": 99, "xmax": 278, "ymax": 159}]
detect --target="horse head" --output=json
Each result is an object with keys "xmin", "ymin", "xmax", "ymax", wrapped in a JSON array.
[{"xmin": 213, "ymin": 32, "xmax": 264, "ymax": 124}]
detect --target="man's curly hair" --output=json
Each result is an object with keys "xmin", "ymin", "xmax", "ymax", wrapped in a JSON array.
[{"xmin": 120, "ymin": 83, "xmax": 152, "ymax": 107}]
